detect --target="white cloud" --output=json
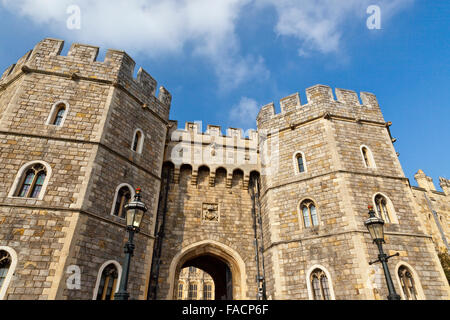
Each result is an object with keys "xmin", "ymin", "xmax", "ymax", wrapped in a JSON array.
[
  {"xmin": 228, "ymin": 97, "xmax": 259, "ymax": 129},
  {"xmin": 1, "ymin": 0, "xmax": 413, "ymax": 88},
  {"xmin": 259, "ymin": 0, "xmax": 414, "ymax": 55},
  {"xmin": 1, "ymin": 0, "xmax": 264, "ymax": 90}
]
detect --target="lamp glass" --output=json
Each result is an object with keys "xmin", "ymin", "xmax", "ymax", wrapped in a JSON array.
[
  {"xmin": 126, "ymin": 208, "xmax": 135, "ymax": 228},
  {"xmin": 133, "ymin": 209, "xmax": 144, "ymax": 228},
  {"xmin": 366, "ymin": 219, "xmax": 385, "ymax": 241}
]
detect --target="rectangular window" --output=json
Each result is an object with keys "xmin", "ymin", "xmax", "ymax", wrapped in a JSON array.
[
  {"xmin": 188, "ymin": 284, "xmax": 197, "ymax": 300},
  {"xmin": 297, "ymin": 155, "xmax": 305, "ymax": 173},
  {"xmin": 204, "ymin": 284, "xmax": 212, "ymax": 300}
]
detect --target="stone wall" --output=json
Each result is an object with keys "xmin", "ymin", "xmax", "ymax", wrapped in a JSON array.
[
  {"xmin": 0, "ymin": 38, "xmax": 170, "ymax": 300},
  {"xmin": 257, "ymin": 86, "xmax": 450, "ymax": 300}
]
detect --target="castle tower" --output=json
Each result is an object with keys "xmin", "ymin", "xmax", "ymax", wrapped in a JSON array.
[
  {"xmin": 256, "ymin": 85, "xmax": 450, "ymax": 300},
  {"xmin": 0, "ymin": 38, "xmax": 171, "ymax": 299}
]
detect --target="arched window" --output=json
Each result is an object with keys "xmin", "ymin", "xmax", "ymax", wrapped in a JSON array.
[
  {"xmin": 203, "ymin": 283, "xmax": 212, "ymax": 300},
  {"xmin": 112, "ymin": 185, "xmax": 132, "ymax": 218},
  {"xmin": 300, "ymin": 199, "xmax": 319, "ymax": 228},
  {"xmin": 310, "ymin": 269, "xmax": 331, "ymax": 300},
  {"xmin": 398, "ymin": 266, "xmax": 418, "ymax": 300},
  {"xmin": 46, "ymin": 101, "xmax": 69, "ymax": 127},
  {"xmin": 293, "ymin": 151, "xmax": 307, "ymax": 174},
  {"xmin": 360, "ymin": 145, "xmax": 376, "ymax": 168},
  {"xmin": 0, "ymin": 247, "xmax": 18, "ymax": 300},
  {"xmin": 178, "ymin": 283, "xmax": 184, "ymax": 300},
  {"xmin": 15, "ymin": 163, "xmax": 47, "ymax": 198},
  {"xmin": 96, "ymin": 264, "xmax": 119, "ymax": 300},
  {"xmin": 52, "ymin": 105, "xmax": 66, "ymax": 126},
  {"xmin": 131, "ymin": 129, "xmax": 144, "ymax": 154},
  {"xmin": 374, "ymin": 194, "xmax": 391, "ymax": 223},
  {"xmin": 188, "ymin": 283, "xmax": 197, "ymax": 300},
  {"xmin": 0, "ymin": 251, "xmax": 12, "ymax": 293}
]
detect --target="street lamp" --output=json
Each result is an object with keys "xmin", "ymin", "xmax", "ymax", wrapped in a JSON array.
[
  {"xmin": 364, "ymin": 205, "xmax": 401, "ymax": 300},
  {"xmin": 115, "ymin": 187, "xmax": 148, "ymax": 300}
]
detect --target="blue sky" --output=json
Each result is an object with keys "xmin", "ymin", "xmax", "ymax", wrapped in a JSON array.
[{"xmin": 0, "ymin": 0, "xmax": 448, "ymax": 188}]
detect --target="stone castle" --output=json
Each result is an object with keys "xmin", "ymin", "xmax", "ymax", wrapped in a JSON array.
[{"xmin": 0, "ymin": 38, "xmax": 448, "ymax": 300}]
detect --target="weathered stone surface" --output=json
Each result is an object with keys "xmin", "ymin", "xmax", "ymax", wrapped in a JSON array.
[{"xmin": 0, "ymin": 38, "xmax": 448, "ymax": 300}]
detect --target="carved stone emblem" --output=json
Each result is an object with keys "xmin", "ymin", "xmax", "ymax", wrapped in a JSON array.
[{"xmin": 202, "ymin": 203, "xmax": 219, "ymax": 222}]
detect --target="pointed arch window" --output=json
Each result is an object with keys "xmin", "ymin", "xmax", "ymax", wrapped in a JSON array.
[
  {"xmin": 53, "ymin": 105, "xmax": 66, "ymax": 126},
  {"xmin": 46, "ymin": 101, "xmax": 69, "ymax": 127},
  {"xmin": 398, "ymin": 266, "xmax": 418, "ymax": 300},
  {"xmin": 301, "ymin": 199, "xmax": 319, "ymax": 228},
  {"xmin": 131, "ymin": 129, "xmax": 144, "ymax": 154},
  {"xmin": 0, "ymin": 251, "xmax": 12, "ymax": 292},
  {"xmin": 96, "ymin": 264, "xmax": 119, "ymax": 300},
  {"xmin": 374, "ymin": 194, "xmax": 391, "ymax": 223},
  {"xmin": 311, "ymin": 269, "xmax": 331, "ymax": 300},
  {"xmin": 16, "ymin": 163, "xmax": 47, "ymax": 198},
  {"xmin": 113, "ymin": 186, "xmax": 132, "ymax": 218},
  {"xmin": 0, "ymin": 247, "xmax": 17, "ymax": 300},
  {"xmin": 361, "ymin": 145, "xmax": 376, "ymax": 168}
]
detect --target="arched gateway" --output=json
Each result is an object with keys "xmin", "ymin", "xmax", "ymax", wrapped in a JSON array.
[{"xmin": 167, "ymin": 240, "xmax": 248, "ymax": 300}]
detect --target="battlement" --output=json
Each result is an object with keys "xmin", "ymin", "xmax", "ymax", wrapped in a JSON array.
[
  {"xmin": 167, "ymin": 121, "xmax": 258, "ymax": 146},
  {"xmin": 257, "ymin": 84, "xmax": 384, "ymax": 129},
  {"xmin": 0, "ymin": 38, "xmax": 171, "ymax": 117},
  {"xmin": 164, "ymin": 120, "xmax": 259, "ymax": 173}
]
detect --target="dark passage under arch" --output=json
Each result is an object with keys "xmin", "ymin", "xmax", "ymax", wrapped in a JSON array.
[{"xmin": 182, "ymin": 254, "xmax": 233, "ymax": 300}]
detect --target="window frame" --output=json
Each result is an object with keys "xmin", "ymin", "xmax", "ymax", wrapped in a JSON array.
[
  {"xmin": 188, "ymin": 282, "xmax": 198, "ymax": 300},
  {"xmin": 394, "ymin": 262, "xmax": 425, "ymax": 300},
  {"xmin": 0, "ymin": 246, "xmax": 18, "ymax": 300},
  {"xmin": 46, "ymin": 101, "xmax": 69, "ymax": 127},
  {"xmin": 131, "ymin": 128, "xmax": 145, "ymax": 154},
  {"xmin": 203, "ymin": 283, "xmax": 212, "ymax": 300},
  {"xmin": 178, "ymin": 282, "xmax": 184, "ymax": 300},
  {"xmin": 8, "ymin": 161, "xmax": 52, "ymax": 201},
  {"xmin": 372, "ymin": 192, "xmax": 399, "ymax": 224},
  {"xmin": 360, "ymin": 145, "xmax": 376, "ymax": 169},
  {"xmin": 306, "ymin": 265, "xmax": 335, "ymax": 300},
  {"xmin": 110, "ymin": 183, "xmax": 135, "ymax": 218},
  {"xmin": 92, "ymin": 260, "xmax": 122, "ymax": 300},
  {"xmin": 292, "ymin": 151, "xmax": 308, "ymax": 175},
  {"xmin": 299, "ymin": 198, "xmax": 320, "ymax": 229}
]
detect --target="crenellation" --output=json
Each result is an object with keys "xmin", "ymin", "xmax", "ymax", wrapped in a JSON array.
[
  {"xmin": 439, "ymin": 177, "xmax": 450, "ymax": 195},
  {"xmin": 0, "ymin": 38, "xmax": 171, "ymax": 120},
  {"xmin": 1, "ymin": 64, "xmax": 15, "ymax": 80},
  {"xmin": 67, "ymin": 43, "xmax": 99, "ymax": 62},
  {"xmin": 137, "ymin": 67, "xmax": 157, "ymax": 96},
  {"xmin": 280, "ymin": 93, "xmax": 301, "ymax": 113},
  {"xmin": 226, "ymin": 127, "xmax": 243, "ymax": 138},
  {"xmin": 29, "ymin": 38, "xmax": 65, "ymax": 60},
  {"xmin": 335, "ymin": 88, "xmax": 360, "ymax": 105},
  {"xmin": 360, "ymin": 92, "xmax": 379, "ymax": 108},
  {"xmin": 305, "ymin": 84, "xmax": 334, "ymax": 104},
  {"xmin": 206, "ymin": 124, "xmax": 222, "ymax": 137},
  {"xmin": 256, "ymin": 102, "xmax": 275, "ymax": 125}
]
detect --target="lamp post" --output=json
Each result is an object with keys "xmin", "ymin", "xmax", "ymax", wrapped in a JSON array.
[
  {"xmin": 364, "ymin": 205, "xmax": 401, "ymax": 300},
  {"xmin": 115, "ymin": 187, "xmax": 148, "ymax": 300}
]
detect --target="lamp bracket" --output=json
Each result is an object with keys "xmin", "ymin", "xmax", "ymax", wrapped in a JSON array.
[{"xmin": 368, "ymin": 252, "xmax": 399, "ymax": 265}]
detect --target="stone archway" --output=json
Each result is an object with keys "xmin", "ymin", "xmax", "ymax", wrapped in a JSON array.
[{"xmin": 167, "ymin": 240, "xmax": 248, "ymax": 300}]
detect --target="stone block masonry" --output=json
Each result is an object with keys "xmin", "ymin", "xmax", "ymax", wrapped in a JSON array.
[{"xmin": 0, "ymin": 38, "xmax": 448, "ymax": 300}]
